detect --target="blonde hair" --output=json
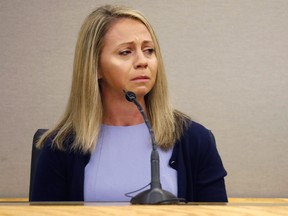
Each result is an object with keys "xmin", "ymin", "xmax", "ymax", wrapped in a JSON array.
[{"xmin": 37, "ymin": 5, "xmax": 189, "ymax": 153}]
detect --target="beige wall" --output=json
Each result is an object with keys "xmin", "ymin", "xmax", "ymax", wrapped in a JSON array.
[{"xmin": 1, "ymin": 0, "xmax": 287, "ymax": 198}]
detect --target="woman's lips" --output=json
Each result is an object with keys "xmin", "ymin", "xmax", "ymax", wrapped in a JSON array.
[{"xmin": 131, "ymin": 75, "xmax": 150, "ymax": 82}]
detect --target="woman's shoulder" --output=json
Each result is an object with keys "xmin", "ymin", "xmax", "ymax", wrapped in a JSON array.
[
  {"xmin": 187, "ymin": 120, "xmax": 211, "ymax": 135},
  {"xmin": 173, "ymin": 110, "xmax": 213, "ymax": 141},
  {"xmin": 173, "ymin": 110, "xmax": 209, "ymax": 132},
  {"xmin": 177, "ymin": 119, "xmax": 217, "ymax": 151},
  {"xmin": 176, "ymin": 115, "xmax": 210, "ymax": 137},
  {"xmin": 41, "ymin": 131, "xmax": 75, "ymax": 153}
]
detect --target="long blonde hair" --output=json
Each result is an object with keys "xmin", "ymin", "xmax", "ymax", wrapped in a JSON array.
[{"xmin": 37, "ymin": 5, "xmax": 189, "ymax": 153}]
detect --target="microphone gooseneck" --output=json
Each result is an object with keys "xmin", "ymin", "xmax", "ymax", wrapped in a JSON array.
[
  {"xmin": 124, "ymin": 90, "xmax": 157, "ymax": 151},
  {"xmin": 123, "ymin": 90, "xmax": 179, "ymax": 205}
]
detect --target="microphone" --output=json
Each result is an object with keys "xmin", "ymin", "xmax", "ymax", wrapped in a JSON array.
[{"xmin": 124, "ymin": 90, "xmax": 179, "ymax": 204}]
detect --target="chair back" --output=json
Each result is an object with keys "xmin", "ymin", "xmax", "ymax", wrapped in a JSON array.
[{"xmin": 29, "ymin": 129, "xmax": 47, "ymax": 201}]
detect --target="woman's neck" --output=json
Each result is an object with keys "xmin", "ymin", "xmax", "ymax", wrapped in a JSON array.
[{"xmin": 101, "ymin": 92, "xmax": 146, "ymax": 126}]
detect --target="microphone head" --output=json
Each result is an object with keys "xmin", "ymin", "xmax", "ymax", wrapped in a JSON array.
[{"xmin": 124, "ymin": 90, "xmax": 136, "ymax": 102}]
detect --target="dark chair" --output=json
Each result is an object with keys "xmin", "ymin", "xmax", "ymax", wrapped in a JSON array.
[{"xmin": 29, "ymin": 129, "xmax": 47, "ymax": 201}]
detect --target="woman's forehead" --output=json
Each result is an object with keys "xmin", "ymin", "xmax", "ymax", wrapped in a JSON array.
[{"xmin": 103, "ymin": 18, "xmax": 153, "ymax": 45}]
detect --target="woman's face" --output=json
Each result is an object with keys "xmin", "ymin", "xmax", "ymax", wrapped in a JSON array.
[{"xmin": 99, "ymin": 18, "xmax": 158, "ymax": 99}]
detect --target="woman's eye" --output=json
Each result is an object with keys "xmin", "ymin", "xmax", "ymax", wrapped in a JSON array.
[
  {"xmin": 144, "ymin": 48, "xmax": 155, "ymax": 55},
  {"xmin": 119, "ymin": 50, "xmax": 131, "ymax": 56}
]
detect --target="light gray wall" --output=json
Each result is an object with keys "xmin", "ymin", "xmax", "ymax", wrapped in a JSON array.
[{"xmin": 1, "ymin": 0, "xmax": 287, "ymax": 198}]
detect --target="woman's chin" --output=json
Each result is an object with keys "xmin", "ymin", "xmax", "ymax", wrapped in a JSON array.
[{"xmin": 130, "ymin": 87, "xmax": 151, "ymax": 97}]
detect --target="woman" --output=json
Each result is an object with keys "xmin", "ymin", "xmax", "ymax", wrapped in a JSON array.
[{"xmin": 31, "ymin": 5, "xmax": 228, "ymax": 202}]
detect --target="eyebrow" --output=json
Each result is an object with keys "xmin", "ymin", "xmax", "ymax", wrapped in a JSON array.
[{"xmin": 117, "ymin": 40, "xmax": 154, "ymax": 47}]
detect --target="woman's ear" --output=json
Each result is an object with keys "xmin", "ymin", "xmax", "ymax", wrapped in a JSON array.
[{"xmin": 98, "ymin": 69, "xmax": 103, "ymax": 79}]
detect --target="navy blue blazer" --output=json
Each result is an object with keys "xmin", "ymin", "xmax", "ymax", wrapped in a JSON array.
[{"xmin": 31, "ymin": 121, "xmax": 228, "ymax": 202}]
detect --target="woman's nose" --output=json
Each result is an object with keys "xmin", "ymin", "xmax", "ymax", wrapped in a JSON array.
[{"xmin": 134, "ymin": 51, "xmax": 148, "ymax": 69}]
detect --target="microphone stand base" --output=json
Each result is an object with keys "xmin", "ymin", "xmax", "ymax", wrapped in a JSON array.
[{"xmin": 130, "ymin": 188, "xmax": 179, "ymax": 205}]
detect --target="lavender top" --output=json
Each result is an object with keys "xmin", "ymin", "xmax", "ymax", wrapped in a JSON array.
[{"xmin": 84, "ymin": 123, "xmax": 177, "ymax": 201}]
